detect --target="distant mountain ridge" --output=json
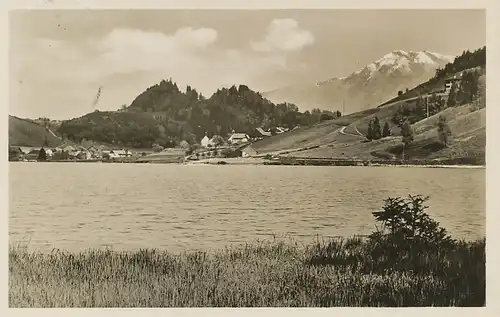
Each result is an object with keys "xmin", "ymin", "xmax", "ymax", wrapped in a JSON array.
[{"xmin": 263, "ymin": 50, "xmax": 454, "ymax": 114}]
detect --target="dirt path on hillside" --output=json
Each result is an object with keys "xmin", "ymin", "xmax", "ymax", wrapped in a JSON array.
[
  {"xmin": 352, "ymin": 125, "xmax": 365, "ymax": 137},
  {"xmin": 256, "ymin": 126, "xmax": 366, "ymax": 158},
  {"xmin": 339, "ymin": 126, "xmax": 365, "ymax": 138},
  {"xmin": 46, "ymin": 127, "xmax": 61, "ymax": 140}
]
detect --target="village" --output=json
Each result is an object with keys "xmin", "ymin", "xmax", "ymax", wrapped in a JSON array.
[
  {"xmin": 8, "ymin": 126, "xmax": 291, "ymax": 163},
  {"xmin": 8, "ymin": 68, "xmax": 471, "ymax": 164},
  {"xmin": 9, "ymin": 144, "xmax": 135, "ymax": 162}
]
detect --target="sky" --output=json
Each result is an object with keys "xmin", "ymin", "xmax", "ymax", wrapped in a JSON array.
[{"xmin": 9, "ymin": 9, "xmax": 485, "ymax": 120}]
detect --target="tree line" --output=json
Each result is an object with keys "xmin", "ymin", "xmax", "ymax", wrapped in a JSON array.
[{"xmin": 434, "ymin": 47, "xmax": 485, "ymax": 80}]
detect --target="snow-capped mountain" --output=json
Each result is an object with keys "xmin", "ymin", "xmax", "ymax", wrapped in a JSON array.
[{"xmin": 263, "ymin": 50, "xmax": 454, "ymax": 114}]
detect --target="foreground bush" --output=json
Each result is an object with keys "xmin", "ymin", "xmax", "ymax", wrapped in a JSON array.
[
  {"xmin": 306, "ymin": 195, "xmax": 485, "ymax": 306},
  {"xmin": 8, "ymin": 195, "xmax": 485, "ymax": 307},
  {"xmin": 306, "ymin": 238, "xmax": 485, "ymax": 306}
]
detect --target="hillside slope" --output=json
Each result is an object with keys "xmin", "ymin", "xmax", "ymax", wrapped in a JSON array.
[
  {"xmin": 9, "ymin": 116, "xmax": 64, "ymax": 147},
  {"xmin": 271, "ymin": 104, "xmax": 484, "ymax": 161},
  {"xmin": 251, "ymin": 48, "xmax": 486, "ymax": 163},
  {"xmin": 57, "ymin": 110, "xmax": 162, "ymax": 149}
]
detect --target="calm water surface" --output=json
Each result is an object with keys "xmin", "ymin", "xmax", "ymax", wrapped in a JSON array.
[{"xmin": 9, "ymin": 162, "xmax": 485, "ymax": 253}]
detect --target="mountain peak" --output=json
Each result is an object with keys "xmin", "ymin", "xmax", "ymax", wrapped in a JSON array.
[
  {"xmin": 377, "ymin": 50, "xmax": 453, "ymax": 63},
  {"xmin": 351, "ymin": 50, "xmax": 454, "ymax": 80},
  {"xmin": 386, "ymin": 50, "xmax": 408, "ymax": 57},
  {"xmin": 312, "ymin": 50, "xmax": 453, "ymax": 87},
  {"xmin": 263, "ymin": 46, "xmax": 486, "ymax": 116},
  {"xmin": 265, "ymin": 48, "xmax": 455, "ymax": 111}
]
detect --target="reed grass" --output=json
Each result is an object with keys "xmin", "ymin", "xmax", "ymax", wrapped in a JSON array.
[{"xmin": 8, "ymin": 237, "xmax": 485, "ymax": 307}]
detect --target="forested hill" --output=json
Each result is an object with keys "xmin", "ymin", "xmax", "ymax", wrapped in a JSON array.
[{"xmin": 57, "ymin": 80, "xmax": 340, "ymax": 148}]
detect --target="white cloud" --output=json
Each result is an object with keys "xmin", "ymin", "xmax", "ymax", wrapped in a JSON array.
[
  {"xmin": 95, "ymin": 27, "xmax": 218, "ymax": 56},
  {"xmin": 251, "ymin": 19, "xmax": 315, "ymax": 52},
  {"xmin": 11, "ymin": 23, "xmax": 310, "ymax": 119},
  {"xmin": 92, "ymin": 27, "xmax": 219, "ymax": 76},
  {"xmin": 173, "ymin": 27, "xmax": 219, "ymax": 48}
]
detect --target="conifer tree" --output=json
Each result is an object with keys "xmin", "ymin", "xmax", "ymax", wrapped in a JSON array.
[
  {"xmin": 366, "ymin": 120, "xmax": 374, "ymax": 141},
  {"xmin": 382, "ymin": 122, "xmax": 392, "ymax": 137},
  {"xmin": 372, "ymin": 117, "xmax": 382, "ymax": 140},
  {"xmin": 401, "ymin": 121, "xmax": 414, "ymax": 146},
  {"xmin": 37, "ymin": 148, "xmax": 47, "ymax": 161},
  {"xmin": 447, "ymin": 84, "xmax": 457, "ymax": 107},
  {"xmin": 400, "ymin": 120, "xmax": 414, "ymax": 160},
  {"xmin": 437, "ymin": 115, "xmax": 452, "ymax": 147}
]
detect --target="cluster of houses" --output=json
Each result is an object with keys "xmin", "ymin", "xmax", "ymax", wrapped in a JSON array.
[
  {"xmin": 9, "ymin": 144, "xmax": 135, "ymax": 162},
  {"xmin": 255, "ymin": 126, "xmax": 290, "ymax": 137},
  {"xmin": 10, "ymin": 125, "xmax": 292, "ymax": 163},
  {"xmin": 200, "ymin": 133, "xmax": 250, "ymax": 148},
  {"xmin": 193, "ymin": 126, "xmax": 290, "ymax": 160},
  {"xmin": 200, "ymin": 127, "xmax": 289, "ymax": 148}
]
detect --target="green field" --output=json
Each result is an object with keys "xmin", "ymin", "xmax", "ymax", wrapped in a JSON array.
[
  {"xmin": 9, "ymin": 116, "xmax": 64, "ymax": 147},
  {"xmin": 251, "ymin": 101, "xmax": 485, "ymax": 161}
]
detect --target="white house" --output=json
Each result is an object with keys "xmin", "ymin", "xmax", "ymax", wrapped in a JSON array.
[
  {"xmin": 256, "ymin": 127, "xmax": 272, "ymax": 137},
  {"xmin": 75, "ymin": 150, "xmax": 92, "ymax": 160},
  {"xmin": 201, "ymin": 135, "xmax": 210, "ymax": 147},
  {"xmin": 242, "ymin": 146, "xmax": 258, "ymax": 158},
  {"xmin": 69, "ymin": 150, "xmax": 80, "ymax": 158},
  {"xmin": 445, "ymin": 74, "xmax": 462, "ymax": 93},
  {"xmin": 19, "ymin": 146, "xmax": 34, "ymax": 155},
  {"xmin": 110, "ymin": 149, "xmax": 132, "ymax": 158},
  {"xmin": 228, "ymin": 133, "xmax": 249, "ymax": 144},
  {"xmin": 151, "ymin": 111, "xmax": 168, "ymax": 121},
  {"xmin": 276, "ymin": 127, "xmax": 288, "ymax": 134},
  {"xmin": 56, "ymin": 144, "xmax": 75, "ymax": 153},
  {"xmin": 86, "ymin": 145, "xmax": 102, "ymax": 158},
  {"xmin": 108, "ymin": 151, "xmax": 119, "ymax": 159},
  {"xmin": 200, "ymin": 135, "xmax": 219, "ymax": 147}
]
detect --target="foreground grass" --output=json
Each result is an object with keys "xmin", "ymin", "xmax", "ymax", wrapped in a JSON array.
[{"xmin": 9, "ymin": 237, "xmax": 485, "ymax": 307}]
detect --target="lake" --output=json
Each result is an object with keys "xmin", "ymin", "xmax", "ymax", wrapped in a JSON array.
[{"xmin": 9, "ymin": 162, "xmax": 485, "ymax": 253}]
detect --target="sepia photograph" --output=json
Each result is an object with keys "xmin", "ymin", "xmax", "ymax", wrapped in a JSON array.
[{"xmin": 7, "ymin": 4, "xmax": 489, "ymax": 309}]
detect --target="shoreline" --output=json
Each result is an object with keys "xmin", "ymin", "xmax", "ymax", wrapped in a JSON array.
[
  {"xmin": 9, "ymin": 233, "xmax": 485, "ymax": 255},
  {"xmin": 9, "ymin": 158, "xmax": 485, "ymax": 169},
  {"xmin": 185, "ymin": 157, "xmax": 485, "ymax": 169}
]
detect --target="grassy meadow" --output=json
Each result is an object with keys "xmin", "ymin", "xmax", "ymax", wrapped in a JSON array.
[{"xmin": 9, "ymin": 236, "xmax": 485, "ymax": 307}]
